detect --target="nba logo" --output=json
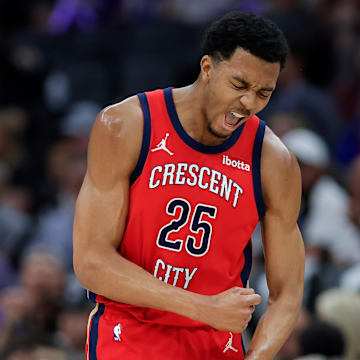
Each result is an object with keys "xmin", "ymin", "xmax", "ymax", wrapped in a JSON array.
[{"xmin": 113, "ymin": 323, "xmax": 122, "ymax": 342}]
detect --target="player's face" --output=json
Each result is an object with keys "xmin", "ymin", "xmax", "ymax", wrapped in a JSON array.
[{"xmin": 201, "ymin": 48, "xmax": 280, "ymax": 139}]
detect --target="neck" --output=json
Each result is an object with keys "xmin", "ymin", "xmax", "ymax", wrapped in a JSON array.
[{"xmin": 172, "ymin": 80, "xmax": 228, "ymax": 146}]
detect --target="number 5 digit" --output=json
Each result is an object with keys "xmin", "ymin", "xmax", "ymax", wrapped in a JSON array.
[{"xmin": 186, "ymin": 204, "xmax": 217, "ymax": 257}]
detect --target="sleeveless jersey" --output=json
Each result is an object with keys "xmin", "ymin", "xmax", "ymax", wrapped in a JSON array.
[{"xmin": 88, "ymin": 87, "xmax": 266, "ymax": 328}]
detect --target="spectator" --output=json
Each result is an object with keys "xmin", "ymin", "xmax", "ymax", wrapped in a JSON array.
[
  {"xmin": 315, "ymin": 288, "xmax": 360, "ymax": 360},
  {"xmin": 19, "ymin": 251, "xmax": 66, "ymax": 337},
  {"xmin": 26, "ymin": 121, "xmax": 89, "ymax": 271},
  {"xmin": 299, "ymin": 319, "xmax": 345, "ymax": 358},
  {"xmin": 282, "ymin": 128, "xmax": 360, "ymax": 313},
  {"xmin": 282, "ymin": 128, "xmax": 360, "ymax": 268},
  {"xmin": 0, "ymin": 286, "xmax": 35, "ymax": 351},
  {"xmin": 54, "ymin": 302, "xmax": 90, "ymax": 360},
  {"xmin": 340, "ymin": 155, "xmax": 360, "ymax": 292}
]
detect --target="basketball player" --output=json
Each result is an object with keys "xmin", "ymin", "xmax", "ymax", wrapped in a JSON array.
[{"xmin": 73, "ymin": 11, "xmax": 305, "ymax": 359}]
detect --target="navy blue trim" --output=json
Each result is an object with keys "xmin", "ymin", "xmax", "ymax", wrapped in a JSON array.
[
  {"xmin": 89, "ymin": 303, "xmax": 105, "ymax": 360},
  {"xmin": 241, "ymin": 336, "xmax": 246, "ymax": 356},
  {"xmin": 252, "ymin": 120, "xmax": 266, "ymax": 219},
  {"xmin": 88, "ymin": 290, "xmax": 97, "ymax": 303},
  {"xmin": 130, "ymin": 93, "xmax": 152, "ymax": 185},
  {"xmin": 164, "ymin": 87, "xmax": 244, "ymax": 154},
  {"xmin": 240, "ymin": 240, "xmax": 252, "ymax": 287}
]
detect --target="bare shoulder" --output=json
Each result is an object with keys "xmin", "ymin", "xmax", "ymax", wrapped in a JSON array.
[
  {"xmin": 261, "ymin": 126, "xmax": 301, "ymax": 214},
  {"xmin": 98, "ymin": 95, "xmax": 143, "ymax": 132},
  {"xmin": 261, "ymin": 126, "xmax": 298, "ymax": 176},
  {"xmin": 91, "ymin": 95, "xmax": 143, "ymax": 147},
  {"xmin": 88, "ymin": 95, "xmax": 144, "ymax": 188}
]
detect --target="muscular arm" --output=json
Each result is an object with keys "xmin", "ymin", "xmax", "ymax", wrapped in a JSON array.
[
  {"xmin": 73, "ymin": 97, "xmax": 260, "ymax": 331},
  {"xmin": 73, "ymin": 97, "xmax": 205, "ymax": 318},
  {"xmin": 246, "ymin": 127, "xmax": 305, "ymax": 359}
]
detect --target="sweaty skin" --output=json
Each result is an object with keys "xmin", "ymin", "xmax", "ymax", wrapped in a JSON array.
[{"xmin": 73, "ymin": 48, "xmax": 304, "ymax": 359}]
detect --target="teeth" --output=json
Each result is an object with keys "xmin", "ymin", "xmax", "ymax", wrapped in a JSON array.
[{"xmin": 231, "ymin": 111, "xmax": 243, "ymax": 119}]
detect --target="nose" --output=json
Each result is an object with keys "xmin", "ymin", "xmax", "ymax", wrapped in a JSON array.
[{"xmin": 239, "ymin": 92, "xmax": 256, "ymax": 114}]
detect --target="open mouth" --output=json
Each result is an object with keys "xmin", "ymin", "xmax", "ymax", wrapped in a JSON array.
[{"xmin": 224, "ymin": 111, "xmax": 245, "ymax": 129}]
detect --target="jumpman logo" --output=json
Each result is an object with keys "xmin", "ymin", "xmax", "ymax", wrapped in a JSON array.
[
  {"xmin": 151, "ymin": 133, "xmax": 174, "ymax": 155},
  {"xmin": 223, "ymin": 332, "xmax": 238, "ymax": 353}
]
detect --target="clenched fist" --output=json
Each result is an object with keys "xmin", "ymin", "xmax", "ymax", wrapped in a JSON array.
[{"xmin": 199, "ymin": 287, "xmax": 262, "ymax": 333}]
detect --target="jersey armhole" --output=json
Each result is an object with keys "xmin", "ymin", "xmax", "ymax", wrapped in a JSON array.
[
  {"xmin": 252, "ymin": 120, "xmax": 266, "ymax": 220},
  {"xmin": 130, "ymin": 93, "xmax": 152, "ymax": 185}
]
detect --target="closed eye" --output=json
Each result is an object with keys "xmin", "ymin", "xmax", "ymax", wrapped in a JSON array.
[
  {"xmin": 232, "ymin": 83, "xmax": 246, "ymax": 90},
  {"xmin": 258, "ymin": 92, "xmax": 271, "ymax": 99}
]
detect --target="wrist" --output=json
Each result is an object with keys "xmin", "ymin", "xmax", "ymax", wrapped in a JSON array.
[
  {"xmin": 170, "ymin": 289, "xmax": 210, "ymax": 324},
  {"xmin": 183, "ymin": 292, "xmax": 210, "ymax": 323}
]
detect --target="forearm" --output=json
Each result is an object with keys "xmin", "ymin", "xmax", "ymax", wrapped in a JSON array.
[
  {"xmin": 75, "ymin": 248, "xmax": 207, "ymax": 321},
  {"xmin": 245, "ymin": 292, "xmax": 302, "ymax": 359}
]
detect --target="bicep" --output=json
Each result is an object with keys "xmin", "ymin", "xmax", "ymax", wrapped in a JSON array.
[
  {"xmin": 261, "ymin": 215, "xmax": 304, "ymax": 299},
  {"xmin": 73, "ymin": 172, "xmax": 129, "ymax": 256},
  {"xmin": 261, "ymin": 133, "xmax": 305, "ymax": 298},
  {"xmin": 73, "ymin": 102, "xmax": 142, "ymax": 266}
]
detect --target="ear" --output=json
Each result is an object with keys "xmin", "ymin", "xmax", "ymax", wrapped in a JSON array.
[{"xmin": 200, "ymin": 55, "xmax": 213, "ymax": 82}]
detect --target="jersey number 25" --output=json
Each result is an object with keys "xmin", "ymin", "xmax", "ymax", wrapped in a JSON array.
[{"xmin": 156, "ymin": 198, "xmax": 217, "ymax": 257}]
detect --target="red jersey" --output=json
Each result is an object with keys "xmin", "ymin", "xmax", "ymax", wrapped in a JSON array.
[{"xmin": 86, "ymin": 88, "xmax": 266, "ymax": 359}]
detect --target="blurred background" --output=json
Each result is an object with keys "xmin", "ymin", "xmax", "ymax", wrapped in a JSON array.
[{"xmin": 0, "ymin": 0, "xmax": 359, "ymax": 359}]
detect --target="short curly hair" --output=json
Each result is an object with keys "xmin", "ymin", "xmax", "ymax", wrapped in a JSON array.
[{"xmin": 202, "ymin": 11, "xmax": 289, "ymax": 70}]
